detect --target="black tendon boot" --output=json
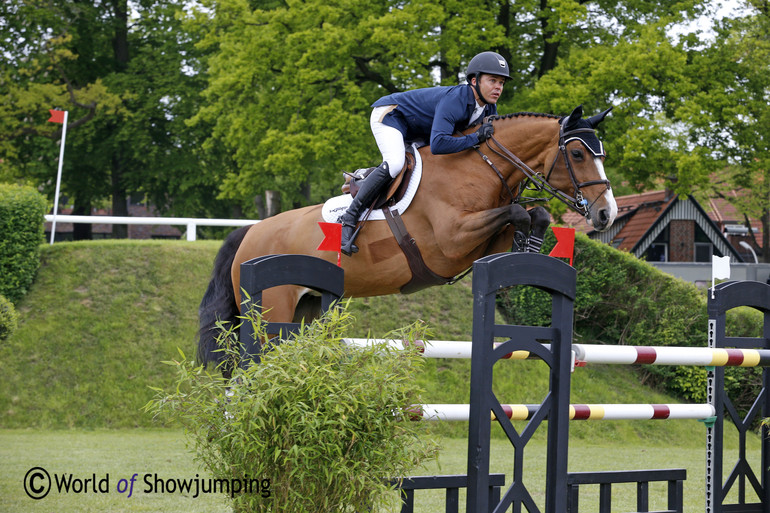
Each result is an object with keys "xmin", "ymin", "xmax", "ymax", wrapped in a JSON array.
[{"xmin": 338, "ymin": 162, "xmax": 391, "ymax": 256}]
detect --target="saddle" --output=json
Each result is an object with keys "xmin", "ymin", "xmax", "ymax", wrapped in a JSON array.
[
  {"xmin": 341, "ymin": 147, "xmax": 417, "ymax": 208},
  {"xmin": 339, "ymin": 146, "xmax": 451, "ymax": 294}
]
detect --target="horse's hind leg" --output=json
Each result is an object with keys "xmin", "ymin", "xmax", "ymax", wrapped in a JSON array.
[
  {"xmin": 258, "ymin": 285, "xmax": 303, "ymax": 334},
  {"xmin": 526, "ymin": 206, "xmax": 550, "ymax": 253},
  {"xmin": 293, "ymin": 291, "xmax": 323, "ymax": 323}
]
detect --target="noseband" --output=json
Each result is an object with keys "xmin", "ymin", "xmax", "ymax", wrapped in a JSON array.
[{"xmin": 477, "ymin": 117, "xmax": 611, "ymax": 218}]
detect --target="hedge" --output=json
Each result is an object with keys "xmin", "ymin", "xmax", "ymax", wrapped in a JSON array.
[
  {"xmin": 0, "ymin": 294, "xmax": 18, "ymax": 341},
  {"xmin": 0, "ymin": 184, "xmax": 47, "ymax": 303}
]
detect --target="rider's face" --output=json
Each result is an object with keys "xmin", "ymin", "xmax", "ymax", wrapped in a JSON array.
[{"xmin": 472, "ymin": 74, "xmax": 506, "ymax": 105}]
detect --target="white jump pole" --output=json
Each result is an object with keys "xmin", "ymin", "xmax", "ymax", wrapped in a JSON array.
[{"xmin": 343, "ymin": 339, "xmax": 770, "ymax": 368}]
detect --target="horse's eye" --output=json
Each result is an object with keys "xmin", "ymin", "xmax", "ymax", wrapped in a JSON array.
[{"xmin": 571, "ymin": 149, "xmax": 584, "ymax": 160}]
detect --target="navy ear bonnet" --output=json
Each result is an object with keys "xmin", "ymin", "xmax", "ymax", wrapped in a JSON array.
[
  {"xmin": 561, "ymin": 106, "xmax": 612, "ymax": 157},
  {"xmin": 565, "ymin": 122, "xmax": 606, "ymax": 157}
]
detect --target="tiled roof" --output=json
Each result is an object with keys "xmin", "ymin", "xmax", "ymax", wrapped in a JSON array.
[
  {"xmin": 559, "ymin": 189, "xmax": 763, "ymax": 254},
  {"xmin": 562, "ymin": 190, "xmax": 677, "ymax": 251},
  {"xmin": 702, "ymin": 195, "xmax": 764, "ymax": 243}
]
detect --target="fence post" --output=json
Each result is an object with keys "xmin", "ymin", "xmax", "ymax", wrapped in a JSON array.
[{"xmin": 466, "ymin": 252, "xmax": 576, "ymax": 513}]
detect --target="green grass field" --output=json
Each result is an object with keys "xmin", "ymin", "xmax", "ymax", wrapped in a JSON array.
[
  {"xmin": 0, "ymin": 240, "xmax": 765, "ymax": 512},
  {"xmin": 1, "ymin": 429, "xmax": 761, "ymax": 512}
]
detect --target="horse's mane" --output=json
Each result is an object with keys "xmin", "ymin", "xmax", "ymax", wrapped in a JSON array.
[{"xmin": 468, "ymin": 111, "xmax": 561, "ymax": 128}]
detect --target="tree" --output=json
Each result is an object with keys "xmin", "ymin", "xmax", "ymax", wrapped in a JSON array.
[
  {"xmin": 0, "ymin": 0, "xmax": 226, "ymax": 238},
  {"xmin": 192, "ymin": 0, "xmax": 707, "ymax": 215},
  {"xmin": 674, "ymin": 4, "xmax": 770, "ymax": 260}
]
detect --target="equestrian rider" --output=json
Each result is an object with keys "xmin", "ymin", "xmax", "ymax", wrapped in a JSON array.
[{"xmin": 338, "ymin": 51, "xmax": 511, "ymax": 256}]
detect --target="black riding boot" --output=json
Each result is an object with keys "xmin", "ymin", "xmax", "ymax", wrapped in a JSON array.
[{"xmin": 338, "ymin": 162, "xmax": 391, "ymax": 256}]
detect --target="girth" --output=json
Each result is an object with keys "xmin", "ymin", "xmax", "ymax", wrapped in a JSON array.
[{"xmin": 382, "ymin": 207, "xmax": 453, "ymax": 294}]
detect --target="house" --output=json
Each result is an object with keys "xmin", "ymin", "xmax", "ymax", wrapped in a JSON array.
[{"xmin": 561, "ymin": 190, "xmax": 769, "ymax": 285}]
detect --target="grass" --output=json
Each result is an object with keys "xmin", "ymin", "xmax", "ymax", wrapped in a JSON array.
[
  {"xmin": 0, "ymin": 239, "xmax": 765, "ymax": 511},
  {"xmin": 0, "ymin": 240, "xmax": 220, "ymax": 428},
  {"xmin": 0, "ymin": 429, "xmax": 230, "ymax": 513},
  {"xmin": 1, "ymin": 240, "xmax": 761, "ymax": 441},
  {"xmin": 1, "ymin": 429, "xmax": 761, "ymax": 512}
]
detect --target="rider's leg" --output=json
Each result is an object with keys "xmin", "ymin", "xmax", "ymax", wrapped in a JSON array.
[
  {"xmin": 338, "ymin": 163, "xmax": 391, "ymax": 255},
  {"xmin": 338, "ymin": 107, "xmax": 405, "ymax": 256},
  {"xmin": 370, "ymin": 105, "xmax": 406, "ymax": 176}
]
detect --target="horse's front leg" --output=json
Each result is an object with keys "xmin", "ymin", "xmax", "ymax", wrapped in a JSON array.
[
  {"xmin": 525, "ymin": 206, "xmax": 550, "ymax": 253},
  {"xmin": 509, "ymin": 204, "xmax": 531, "ymax": 252},
  {"xmin": 434, "ymin": 203, "xmax": 531, "ymax": 260}
]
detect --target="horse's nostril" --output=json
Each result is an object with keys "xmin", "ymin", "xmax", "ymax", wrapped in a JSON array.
[{"xmin": 598, "ymin": 209, "xmax": 609, "ymax": 224}]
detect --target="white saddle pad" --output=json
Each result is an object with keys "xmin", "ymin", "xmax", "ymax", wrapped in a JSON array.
[{"xmin": 321, "ymin": 145, "xmax": 423, "ymax": 223}]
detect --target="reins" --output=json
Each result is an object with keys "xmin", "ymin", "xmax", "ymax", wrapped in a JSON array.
[{"xmin": 474, "ymin": 116, "xmax": 611, "ymax": 218}]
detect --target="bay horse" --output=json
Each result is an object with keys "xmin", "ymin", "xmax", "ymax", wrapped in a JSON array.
[{"xmin": 198, "ymin": 105, "xmax": 617, "ymax": 369}]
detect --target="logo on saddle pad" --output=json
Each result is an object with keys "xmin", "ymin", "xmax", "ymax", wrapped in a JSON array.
[{"xmin": 321, "ymin": 145, "xmax": 423, "ymax": 223}]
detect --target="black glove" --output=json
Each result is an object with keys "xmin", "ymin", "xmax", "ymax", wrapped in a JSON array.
[{"xmin": 477, "ymin": 122, "xmax": 494, "ymax": 143}]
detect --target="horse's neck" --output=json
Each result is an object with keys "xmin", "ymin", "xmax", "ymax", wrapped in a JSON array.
[
  {"xmin": 496, "ymin": 116, "xmax": 559, "ymax": 167},
  {"xmin": 418, "ymin": 115, "xmax": 559, "ymax": 210},
  {"xmin": 479, "ymin": 116, "xmax": 559, "ymax": 200}
]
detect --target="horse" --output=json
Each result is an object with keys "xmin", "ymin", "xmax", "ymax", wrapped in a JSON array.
[{"xmin": 198, "ymin": 105, "xmax": 618, "ymax": 370}]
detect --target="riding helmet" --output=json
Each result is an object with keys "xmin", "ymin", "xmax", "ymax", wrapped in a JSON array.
[{"xmin": 466, "ymin": 51, "xmax": 511, "ymax": 82}]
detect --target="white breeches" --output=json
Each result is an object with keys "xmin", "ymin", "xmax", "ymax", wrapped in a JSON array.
[{"xmin": 370, "ymin": 105, "xmax": 405, "ymax": 178}]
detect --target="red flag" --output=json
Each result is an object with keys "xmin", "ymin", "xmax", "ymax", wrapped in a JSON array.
[
  {"xmin": 317, "ymin": 222, "xmax": 342, "ymax": 266},
  {"xmin": 48, "ymin": 109, "xmax": 66, "ymax": 124},
  {"xmin": 548, "ymin": 226, "xmax": 576, "ymax": 266}
]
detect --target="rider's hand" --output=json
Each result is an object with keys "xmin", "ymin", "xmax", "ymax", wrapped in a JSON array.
[{"xmin": 477, "ymin": 122, "xmax": 494, "ymax": 143}]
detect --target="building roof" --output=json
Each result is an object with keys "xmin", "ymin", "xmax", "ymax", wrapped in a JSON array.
[
  {"xmin": 560, "ymin": 190, "xmax": 747, "ymax": 261},
  {"xmin": 562, "ymin": 190, "xmax": 677, "ymax": 251}
]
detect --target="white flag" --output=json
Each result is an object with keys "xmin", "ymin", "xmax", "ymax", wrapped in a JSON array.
[{"xmin": 712, "ymin": 255, "xmax": 731, "ymax": 280}]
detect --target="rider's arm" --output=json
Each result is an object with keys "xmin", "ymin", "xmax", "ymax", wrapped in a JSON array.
[{"xmin": 429, "ymin": 87, "xmax": 483, "ymax": 154}]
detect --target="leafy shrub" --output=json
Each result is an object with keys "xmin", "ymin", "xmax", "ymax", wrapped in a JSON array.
[
  {"xmin": 498, "ymin": 231, "xmax": 763, "ymax": 410},
  {"xmin": 0, "ymin": 184, "xmax": 47, "ymax": 303},
  {"xmin": 0, "ymin": 294, "xmax": 18, "ymax": 341},
  {"xmin": 146, "ymin": 301, "xmax": 438, "ymax": 513}
]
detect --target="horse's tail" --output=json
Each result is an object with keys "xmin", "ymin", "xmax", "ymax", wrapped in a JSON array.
[{"xmin": 197, "ymin": 224, "xmax": 251, "ymax": 369}]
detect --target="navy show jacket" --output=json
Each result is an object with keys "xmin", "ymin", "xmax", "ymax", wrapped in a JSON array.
[{"xmin": 372, "ymin": 84, "xmax": 498, "ymax": 155}]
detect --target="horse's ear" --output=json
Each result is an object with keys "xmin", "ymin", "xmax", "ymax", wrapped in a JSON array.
[
  {"xmin": 587, "ymin": 107, "xmax": 613, "ymax": 128},
  {"xmin": 565, "ymin": 105, "xmax": 584, "ymax": 129}
]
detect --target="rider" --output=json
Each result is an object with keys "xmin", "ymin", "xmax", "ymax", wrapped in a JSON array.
[{"xmin": 338, "ymin": 51, "xmax": 511, "ymax": 255}]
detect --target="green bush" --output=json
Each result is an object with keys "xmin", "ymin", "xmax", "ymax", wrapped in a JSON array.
[
  {"xmin": 146, "ymin": 301, "xmax": 438, "ymax": 513},
  {"xmin": 0, "ymin": 294, "xmax": 18, "ymax": 341},
  {"xmin": 497, "ymin": 231, "xmax": 763, "ymax": 409},
  {"xmin": 0, "ymin": 184, "xmax": 47, "ymax": 303}
]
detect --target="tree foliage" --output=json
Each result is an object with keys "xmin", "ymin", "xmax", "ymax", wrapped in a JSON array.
[
  {"xmin": 2, "ymin": 0, "xmax": 767, "ymax": 236},
  {"xmin": 0, "ymin": 0, "xmax": 230, "ymax": 237},
  {"xmin": 191, "ymin": 0, "xmax": 707, "ymax": 213},
  {"xmin": 675, "ymin": 6, "xmax": 770, "ymax": 258}
]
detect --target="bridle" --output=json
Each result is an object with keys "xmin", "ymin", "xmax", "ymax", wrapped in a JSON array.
[{"xmin": 474, "ymin": 116, "xmax": 611, "ymax": 218}]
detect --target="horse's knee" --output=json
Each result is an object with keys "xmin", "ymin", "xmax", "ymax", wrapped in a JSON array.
[
  {"xmin": 528, "ymin": 206, "xmax": 550, "ymax": 232},
  {"xmin": 508, "ymin": 204, "xmax": 531, "ymax": 252},
  {"xmin": 509, "ymin": 204, "xmax": 531, "ymax": 232}
]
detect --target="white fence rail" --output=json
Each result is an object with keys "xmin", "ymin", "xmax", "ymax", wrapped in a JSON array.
[{"xmin": 44, "ymin": 214, "xmax": 259, "ymax": 242}]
